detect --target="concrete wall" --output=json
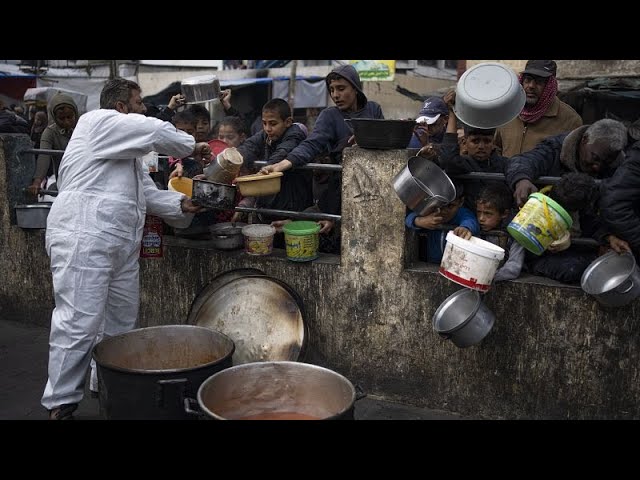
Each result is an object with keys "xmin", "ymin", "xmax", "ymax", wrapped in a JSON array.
[{"xmin": 2, "ymin": 133, "xmax": 640, "ymax": 419}]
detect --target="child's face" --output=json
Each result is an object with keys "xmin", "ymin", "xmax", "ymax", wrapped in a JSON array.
[
  {"xmin": 465, "ymin": 134, "xmax": 494, "ymax": 162},
  {"xmin": 218, "ymin": 124, "xmax": 246, "ymax": 147},
  {"xmin": 438, "ymin": 197, "xmax": 464, "ymax": 223},
  {"xmin": 174, "ymin": 121, "xmax": 196, "ymax": 139},
  {"xmin": 54, "ymin": 106, "xmax": 77, "ymax": 131},
  {"xmin": 195, "ymin": 117, "xmax": 210, "ymax": 142},
  {"xmin": 476, "ymin": 200, "xmax": 507, "ymax": 232},
  {"xmin": 262, "ymin": 110, "xmax": 292, "ymax": 143},
  {"xmin": 329, "ymin": 78, "xmax": 358, "ymax": 112}
]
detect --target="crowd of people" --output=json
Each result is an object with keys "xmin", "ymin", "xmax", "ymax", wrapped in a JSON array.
[{"xmin": 8, "ymin": 60, "xmax": 640, "ymax": 420}]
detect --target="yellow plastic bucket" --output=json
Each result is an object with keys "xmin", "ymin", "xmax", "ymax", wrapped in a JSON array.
[
  {"xmin": 283, "ymin": 221, "xmax": 320, "ymax": 262},
  {"xmin": 507, "ymin": 192, "xmax": 573, "ymax": 255}
]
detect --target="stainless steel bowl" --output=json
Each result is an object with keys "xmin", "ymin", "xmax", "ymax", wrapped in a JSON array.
[{"xmin": 453, "ymin": 62, "xmax": 526, "ymax": 129}]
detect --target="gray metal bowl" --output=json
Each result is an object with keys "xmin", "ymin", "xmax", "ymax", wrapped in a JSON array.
[
  {"xmin": 581, "ymin": 252, "xmax": 640, "ymax": 308},
  {"xmin": 453, "ymin": 62, "xmax": 526, "ymax": 129}
]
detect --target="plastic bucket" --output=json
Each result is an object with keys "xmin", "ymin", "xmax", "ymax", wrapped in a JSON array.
[
  {"xmin": 242, "ymin": 224, "xmax": 276, "ymax": 256},
  {"xmin": 439, "ymin": 231, "xmax": 505, "ymax": 292},
  {"xmin": 507, "ymin": 192, "xmax": 573, "ymax": 256},
  {"xmin": 283, "ymin": 221, "xmax": 321, "ymax": 262}
]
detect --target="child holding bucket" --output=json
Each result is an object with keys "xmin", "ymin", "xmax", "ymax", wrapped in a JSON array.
[
  {"xmin": 405, "ymin": 182, "xmax": 480, "ymax": 264},
  {"xmin": 475, "ymin": 183, "xmax": 525, "ymax": 282},
  {"xmin": 525, "ymin": 173, "xmax": 629, "ymax": 284}
]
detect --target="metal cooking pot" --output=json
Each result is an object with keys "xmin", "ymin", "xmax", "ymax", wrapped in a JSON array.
[
  {"xmin": 15, "ymin": 203, "xmax": 52, "ymax": 229},
  {"xmin": 392, "ymin": 156, "xmax": 456, "ymax": 216},
  {"xmin": 194, "ymin": 361, "xmax": 360, "ymax": 420},
  {"xmin": 581, "ymin": 252, "xmax": 640, "ymax": 308},
  {"xmin": 192, "ymin": 179, "xmax": 236, "ymax": 210},
  {"xmin": 453, "ymin": 62, "xmax": 526, "ymax": 129},
  {"xmin": 181, "ymin": 74, "xmax": 221, "ymax": 104},
  {"xmin": 209, "ymin": 222, "xmax": 247, "ymax": 250},
  {"xmin": 345, "ymin": 118, "xmax": 415, "ymax": 149},
  {"xmin": 92, "ymin": 325, "xmax": 234, "ymax": 420},
  {"xmin": 432, "ymin": 289, "xmax": 495, "ymax": 348}
]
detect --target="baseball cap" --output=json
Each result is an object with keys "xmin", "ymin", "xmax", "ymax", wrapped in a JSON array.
[
  {"xmin": 521, "ymin": 60, "xmax": 557, "ymax": 78},
  {"xmin": 416, "ymin": 97, "xmax": 449, "ymax": 125}
]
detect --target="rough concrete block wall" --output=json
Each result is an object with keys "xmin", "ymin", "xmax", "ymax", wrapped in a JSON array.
[{"xmin": 2, "ymin": 135, "xmax": 640, "ymax": 419}]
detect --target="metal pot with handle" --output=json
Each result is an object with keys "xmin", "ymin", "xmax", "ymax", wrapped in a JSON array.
[
  {"xmin": 392, "ymin": 156, "xmax": 456, "ymax": 216},
  {"xmin": 581, "ymin": 252, "xmax": 640, "ymax": 308},
  {"xmin": 209, "ymin": 222, "xmax": 246, "ymax": 250}
]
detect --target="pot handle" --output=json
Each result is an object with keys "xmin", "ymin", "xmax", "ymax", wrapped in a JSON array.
[
  {"xmin": 354, "ymin": 383, "xmax": 367, "ymax": 401},
  {"xmin": 183, "ymin": 397, "xmax": 205, "ymax": 418},
  {"xmin": 617, "ymin": 278, "xmax": 635, "ymax": 294},
  {"xmin": 156, "ymin": 378, "xmax": 187, "ymax": 408},
  {"xmin": 438, "ymin": 332, "xmax": 452, "ymax": 340}
]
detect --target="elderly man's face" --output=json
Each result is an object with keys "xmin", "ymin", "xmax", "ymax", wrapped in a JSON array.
[
  {"xmin": 578, "ymin": 137, "xmax": 623, "ymax": 177},
  {"xmin": 522, "ymin": 74, "xmax": 547, "ymax": 106}
]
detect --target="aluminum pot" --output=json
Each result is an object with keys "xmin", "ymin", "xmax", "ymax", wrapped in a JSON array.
[
  {"xmin": 453, "ymin": 62, "xmax": 526, "ymax": 129},
  {"xmin": 181, "ymin": 74, "xmax": 221, "ymax": 104},
  {"xmin": 209, "ymin": 222, "xmax": 247, "ymax": 250},
  {"xmin": 581, "ymin": 252, "xmax": 640, "ymax": 308},
  {"xmin": 192, "ymin": 179, "xmax": 236, "ymax": 210},
  {"xmin": 15, "ymin": 203, "xmax": 52, "ymax": 229},
  {"xmin": 195, "ymin": 361, "xmax": 358, "ymax": 420},
  {"xmin": 432, "ymin": 289, "xmax": 495, "ymax": 348},
  {"xmin": 392, "ymin": 156, "xmax": 456, "ymax": 216},
  {"xmin": 92, "ymin": 325, "xmax": 235, "ymax": 420}
]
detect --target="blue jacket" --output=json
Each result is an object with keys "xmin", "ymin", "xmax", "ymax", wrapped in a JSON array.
[{"xmin": 405, "ymin": 207, "xmax": 480, "ymax": 263}]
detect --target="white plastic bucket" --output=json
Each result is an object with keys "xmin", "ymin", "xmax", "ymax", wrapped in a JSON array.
[{"xmin": 439, "ymin": 231, "xmax": 505, "ymax": 292}]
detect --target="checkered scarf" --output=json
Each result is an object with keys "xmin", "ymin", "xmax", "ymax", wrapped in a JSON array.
[{"xmin": 518, "ymin": 74, "xmax": 558, "ymax": 124}]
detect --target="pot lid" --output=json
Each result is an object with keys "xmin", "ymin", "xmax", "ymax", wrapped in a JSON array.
[{"xmin": 187, "ymin": 274, "xmax": 306, "ymax": 365}]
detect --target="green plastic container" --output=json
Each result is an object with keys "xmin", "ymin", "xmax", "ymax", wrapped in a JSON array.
[
  {"xmin": 507, "ymin": 192, "xmax": 573, "ymax": 255},
  {"xmin": 283, "ymin": 221, "xmax": 321, "ymax": 262}
]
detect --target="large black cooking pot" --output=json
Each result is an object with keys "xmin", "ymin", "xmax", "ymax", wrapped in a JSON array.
[
  {"xmin": 195, "ymin": 361, "xmax": 359, "ymax": 420},
  {"xmin": 92, "ymin": 325, "xmax": 234, "ymax": 420}
]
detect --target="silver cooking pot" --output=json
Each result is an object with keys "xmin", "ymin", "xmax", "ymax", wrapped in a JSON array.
[
  {"xmin": 432, "ymin": 289, "xmax": 495, "ymax": 348},
  {"xmin": 209, "ymin": 222, "xmax": 247, "ymax": 250},
  {"xmin": 392, "ymin": 156, "xmax": 456, "ymax": 216},
  {"xmin": 181, "ymin": 74, "xmax": 221, "ymax": 104},
  {"xmin": 581, "ymin": 252, "xmax": 640, "ymax": 308}
]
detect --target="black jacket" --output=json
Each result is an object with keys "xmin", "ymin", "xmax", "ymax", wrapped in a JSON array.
[
  {"xmin": 438, "ymin": 132, "xmax": 509, "ymax": 210},
  {"xmin": 238, "ymin": 124, "xmax": 312, "ymax": 217},
  {"xmin": 599, "ymin": 141, "xmax": 640, "ymax": 253}
]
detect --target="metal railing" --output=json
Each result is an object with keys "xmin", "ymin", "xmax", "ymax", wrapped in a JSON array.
[{"xmin": 17, "ymin": 147, "xmax": 601, "ymax": 246}]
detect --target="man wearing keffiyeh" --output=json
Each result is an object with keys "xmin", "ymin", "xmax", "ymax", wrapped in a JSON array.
[{"xmin": 495, "ymin": 60, "xmax": 583, "ymax": 158}]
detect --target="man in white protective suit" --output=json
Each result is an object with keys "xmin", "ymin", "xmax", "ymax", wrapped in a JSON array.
[{"xmin": 41, "ymin": 78, "xmax": 211, "ymax": 420}]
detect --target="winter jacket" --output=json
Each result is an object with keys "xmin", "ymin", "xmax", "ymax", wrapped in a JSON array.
[
  {"xmin": 599, "ymin": 141, "xmax": 640, "ymax": 254},
  {"xmin": 0, "ymin": 109, "xmax": 29, "ymax": 134},
  {"xmin": 238, "ymin": 124, "xmax": 312, "ymax": 218},
  {"xmin": 495, "ymin": 96, "xmax": 583, "ymax": 158},
  {"xmin": 405, "ymin": 207, "xmax": 480, "ymax": 263},
  {"xmin": 438, "ymin": 132, "xmax": 509, "ymax": 210},
  {"xmin": 35, "ymin": 93, "xmax": 80, "ymax": 182}
]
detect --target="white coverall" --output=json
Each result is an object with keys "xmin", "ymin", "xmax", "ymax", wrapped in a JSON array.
[{"xmin": 41, "ymin": 110, "xmax": 197, "ymax": 410}]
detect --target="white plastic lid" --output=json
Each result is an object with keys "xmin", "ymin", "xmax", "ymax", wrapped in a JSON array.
[{"xmin": 445, "ymin": 231, "xmax": 505, "ymax": 261}]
